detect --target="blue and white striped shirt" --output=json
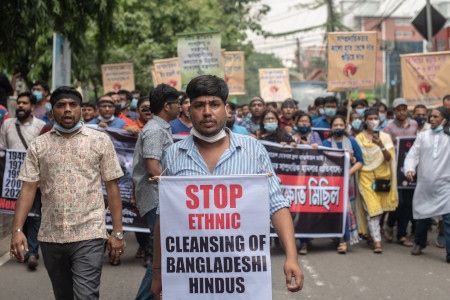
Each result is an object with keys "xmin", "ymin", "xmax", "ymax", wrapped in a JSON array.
[{"xmin": 161, "ymin": 129, "xmax": 290, "ymax": 216}]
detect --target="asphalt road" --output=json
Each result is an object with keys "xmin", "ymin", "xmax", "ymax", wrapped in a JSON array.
[{"xmin": 0, "ymin": 229, "xmax": 448, "ymax": 300}]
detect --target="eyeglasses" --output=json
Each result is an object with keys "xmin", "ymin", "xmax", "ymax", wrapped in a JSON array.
[{"xmin": 140, "ymin": 106, "xmax": 151, "ymax": 112}]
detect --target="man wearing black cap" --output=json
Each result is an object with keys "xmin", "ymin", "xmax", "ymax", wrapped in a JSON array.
[
  {"xmin": 240, "ymin": 96, "xmax": 265, "ymax": 137},
  {"xmin": 10, "ymin": 86, "xmax": 125, "ymax": 299},
  {"xmin": 88, "ymin": 95, "xmax": 126, "ymax": 129}
]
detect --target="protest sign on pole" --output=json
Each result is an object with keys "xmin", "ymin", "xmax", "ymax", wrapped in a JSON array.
[
  {"xmin": 152, "ymin": 58, "xmax": 182, "ymax": 90},
  {"xmin": 327, "ymin": 31, "xmax": 377, "ymax": 92},
  {"xmin": 258, "ymin": 68, "xmax": 292, "ymax": 102},
  {"xmin": 400, "ymin": 51, "xmax": 450, "ymax": 109},
  {"xmin": 177, "ymin": 31, "xmax": 224, "ymax": 90},
  {"xmin": 261, "ymin": 141, "xmax": 349, "ymax": 237},
  {"xmin": 225, "ymin": 51, "xmax": 246, "ymax": 95},
  {"xmin": 101, "ymin": 63, "xmax": 135, "ymax": 93},
  {"xmin": 396, "ymin": 136, "xmax": 417, "ymax": 189},
  {"xmin": 52, "ymin": 33, "xmax": 71, "ymax": 91},
  {"xmin": 159, "ymin": 175, "xmax": 272, "ymax": 300}
]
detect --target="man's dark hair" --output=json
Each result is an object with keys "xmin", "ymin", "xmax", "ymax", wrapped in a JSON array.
[
  {"xmin": 105, "ymin": 91, "xmax": 118, "ymax": 97},
  {"xmin": 50, "ymin": 86, "xmax": 83, "ymax": 106},
  {"xmin": 351, "ymin": 99, "xmax": 368, "ymax": 109},
  {"xmin": 118, "ymin": 89, "xmax": 132, "ymax": 101},
  {"xmin": 131, "ymin": 90, "xmax": 141, "ymax": 96},
  {"xmin": 375, "ymin": 102, "xmax": 388, "ymax": 111},
  {"xmin": 179, "ymin": 93, "xmax": 189, "ymax": 105},
  {"xmin": 17, "ymin": 91, "xmax": 37, "ymax": 105},
  {"xmin": 443, "ymin": 94, "xmax": 450, "ymax": 101},
  {"xmin": 149, "ymin": 84, "xmax": 181, "ymax": 115},
  {"xmin": 241, "ymin": 104, "xmax": 249, "ymax": 108},
  {"xmin": 228, "ymin": 102, "xmax": 237, "ymax": 111},
  {"xmin": 307, "ymin": 105, "xmax": 315, "ymax": 112},
  {"xmin": 186, "ymin": 75, "xmax": 228, "ymax": 103},
  {"xmin": 324, "ymin": 96, "xmax": 338, "ymax": 105},
  {"xmin": 82, "ymin": 102, "xmax": 96, "ymax": 109},
  {"xmin": 137, "ymin": 96, "xmax": 150, "ymax": 109},
  {"xmin": 31, "ymin": 80, "xmax": 50, "ymax": 93},
  {"xmin": 337, "ymin": 106, "xmax": 347, "ymax": 117},
  {"xmin": 314, "ymin": 97, "xmax": 325, "ymax": 107},
  {"xmin": 266, "ymin": 102, "xmax": 278, "ymax": 110},
  {"xmin": 413, "ymin": 104, "xmax": 427, "ymax": 114}
]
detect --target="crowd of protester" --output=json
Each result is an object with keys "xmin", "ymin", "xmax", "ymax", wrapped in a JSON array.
[{"xmin": 1, "ymin": 72, "xmax": 450, "ymax": 299}]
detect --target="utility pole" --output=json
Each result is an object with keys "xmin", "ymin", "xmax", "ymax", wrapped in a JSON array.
[{"xmin": 296, "ymin": 38, "xmax": 302, "ymax": 75}]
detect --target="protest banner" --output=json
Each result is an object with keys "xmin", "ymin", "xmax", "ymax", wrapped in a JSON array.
[
  {"xmin": 400, "ymin": 51, "xmax": 450, "ymax": 109},
  {"xmin": 396, "ymin": 136, "xmax": 416, "ymax": 189},
  {"xmin": 258, "ymin": 68, "xmax": 292, "ymax": 102},
  {"xmin": 101, "ymin": 63, "xmax": 135, "ymax": 93},
  {"xmin": 327, "ymin": 31, "xmax": 377, "ymax": 92},
  {"xmin": 225, "ymin": 51, "xmax": 245, "ymax": 95},
  {"xmin": 152, "ymin": 58, "xmax": 182, "ymax": 90},
  {"xmin": 159, "ymin": 175, "xmax": 272, "ymax": 299},
  {"xmin": 52, "ymin": 33, "xmax": 71, "ymax": 91},
  {"xmin": 177, "ymin": 31, "xmax": 224, "ymax": 90},
  {"xmin": 261, "ymin": 141, "xmax": 349, "ymax": 237}
]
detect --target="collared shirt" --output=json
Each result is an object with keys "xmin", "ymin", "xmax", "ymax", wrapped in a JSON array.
[
  {"xmin": 88, "ymin": 116, "xmax": 126, "ymax": 129},
  {"xmin": 312, "ymin": 116, "xmax": 330, "ymax": 129},
  {"xmin": 239, "ymin": 115, "xmax": 260, "ymax": 135},
  {"xmin": 161, "ymin": 128, "xmax": 290, "ymax": 216},
  {"xmin": 18, "ymin": 125, "xmax": 124, "ymax": 243},
  {"xmin": 383, "ymin": 118, "xmax": 418, "ymax": 147},
  {"xmin": 132, "ymin": 115, "xmax": 173, "ymax": 216},
  {"xmin": 0, "ymin": 116, "xmax": 46, "ymax": 150}
]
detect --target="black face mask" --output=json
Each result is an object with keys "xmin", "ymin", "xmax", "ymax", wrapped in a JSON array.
[
  {"xmin": 332, "ymin": 128, "xmax": 345, "ymax": 138},
  {"xmin": 414, "ymin": 116, "xmax": 426, "ymax": 126}
]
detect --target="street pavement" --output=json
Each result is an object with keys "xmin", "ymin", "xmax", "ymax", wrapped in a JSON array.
[{"xmin": 0, "ymin": 229, "xmax": 449, "ymax": 300}]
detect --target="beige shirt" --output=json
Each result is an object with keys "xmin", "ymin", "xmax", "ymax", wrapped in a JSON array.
[
  {"xmin": 0, "ymin": 117, "xmax": 46, "ymax": 150},
  {"xmin": 19, "ymin": 125, "xmax": 124, "ymax": 243}
]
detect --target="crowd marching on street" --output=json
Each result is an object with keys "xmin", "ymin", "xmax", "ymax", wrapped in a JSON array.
[{"xmin": 0, "ymin": 72, "xmax": 449, "ymax": 299}]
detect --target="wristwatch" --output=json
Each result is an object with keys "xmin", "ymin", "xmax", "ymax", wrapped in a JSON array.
[{"xmin": 111, "ymin": 232, "xmax": 124, "ymax": 240}]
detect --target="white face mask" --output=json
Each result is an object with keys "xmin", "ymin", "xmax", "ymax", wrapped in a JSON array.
[{"xmin": 368, "ymin": 120, "xmax": 380, "ymax": 129}]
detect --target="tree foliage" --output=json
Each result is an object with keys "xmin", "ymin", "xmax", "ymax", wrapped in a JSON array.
[{"xmin": 0, "ymin": 0, "xmax": 270, "ymax": 97}]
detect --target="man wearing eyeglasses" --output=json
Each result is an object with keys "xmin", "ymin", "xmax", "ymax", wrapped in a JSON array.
[
  {"xmin": 87, "ymin": 95, "xmax": 126, "ymax": 129},
  {"xmin": 132, "ymin": 83, "xmax": 181, "ymax": 300},
  {"xmin": 125, "ymin": 97, "xmax": 153, "ymax": 135}
]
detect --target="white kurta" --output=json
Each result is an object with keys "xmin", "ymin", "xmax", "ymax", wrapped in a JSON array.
[{"xmin": 404, "ymin": 130, "xmax": 450, "ymax": 219}]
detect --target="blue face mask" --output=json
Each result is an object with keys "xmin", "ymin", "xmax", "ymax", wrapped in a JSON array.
[
  {"xmin": 54, "ymin": 121, "xmax": 83, "ymax": 133},
  {"xmin": 432, "ymin": 125, "xmax": 443, "ymax": 133},
  {"xmin": 45, "ymin": 103, "xmax": 52, "ymax": 113},
  {"xmin": 32, "ymin": 91, "xmax": 43, "ymax": 102},
  {"xmin": 355, "ymin": 108, "xmax": 366, "ymax": 118},
  {"xmin": 324, "ymin": 108, "xmax": 336, "ymax": 118},
  {"xmin": 319, "ymin": 108, "xmax": 325, "ymax": 116},
  {"xmin": 130, "ymin": 98, "xmax": 138, "ymax": 110},
  {"xmin": 295, "ymin": 125, "xmax": 311, "ymax": 134},
  {"xmin": 379, "ymin": 113, "xmax": 386, "ymax": 122},
  {"xmin": 264, "ymin": 122, "xmax": 278, "ymax": 132},
  {"xmin": 310, "ymin": 113, "xmax": 318, "ymax": 120},
  {"xmin": 351, "ymin": 119, "xmax": 362, "ymax": 130}
]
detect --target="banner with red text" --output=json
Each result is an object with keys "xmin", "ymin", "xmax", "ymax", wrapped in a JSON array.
[
  {"xmin": 259, "ymin": 68, "xmax": 292, "ymax": 102},
  {"xmin": 261, "ymin": 141, "xmax": 349, "ymax": 237},
  {"xmin": 327, "ymin": 31, "xmax": 377, "ymax": 92},
  {"xmin": 225, "ymin": 51, "xmax": 246, "ymax": 95},
  {"xmin": 152, "ymin": 58, "xmax": 182, "ymax": 90},
  {"xmin": 159, "ymin": 175, "xmax": 272, "ymax": 299},
  {"xmin": 101, "ymin": 63, "xmax": 135, "ymax": 93},
  {"xmin": 400, "ymin": 51, "xmax": 450, "ymax": 109}
]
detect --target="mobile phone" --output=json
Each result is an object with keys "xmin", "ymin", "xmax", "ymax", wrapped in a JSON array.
[{"xmin": 373, "ymin": 129, "xmax": 379, "ymax": 139}]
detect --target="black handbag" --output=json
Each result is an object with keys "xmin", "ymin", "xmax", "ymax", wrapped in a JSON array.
[{"xmin": 372, "ymin": 171, "xmax": 391, "ymax": 192}]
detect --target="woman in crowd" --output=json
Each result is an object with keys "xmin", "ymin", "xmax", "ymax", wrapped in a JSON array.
[
  {"xmin": 355, "ymin": 108, "xmax": 398, "ymax": 254},
  {"xmin": 348, "ymin": 111, "xmax": 363, "ymax": 138},
  {"xmin": 323, "ymin": 115, "xmax": 363, "ymax": 254},
  {"xmin": 258, "ymin": 110, "xmax": 296, "ymax": 147},
  {"xmin": 292, "ymin": 113, "xmax": 322, "ymax": 148}
]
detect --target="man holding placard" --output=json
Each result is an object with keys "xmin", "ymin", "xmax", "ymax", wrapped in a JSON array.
[{"xmin": 151, "ymin": 75, "xmax": 304, "ymax": 299}]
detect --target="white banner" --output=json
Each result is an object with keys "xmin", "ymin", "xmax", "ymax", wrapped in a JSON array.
[
  {"xmin": 2, "ymin": 150, "xmax": 25, "ymax": 199},
  {"xmin": 159, "ymin": 175, "xmax": 272, "ymax": 300},
  {"xmin": 52, "ymin": 33, "xmax": 71, "ymax": 91}
]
